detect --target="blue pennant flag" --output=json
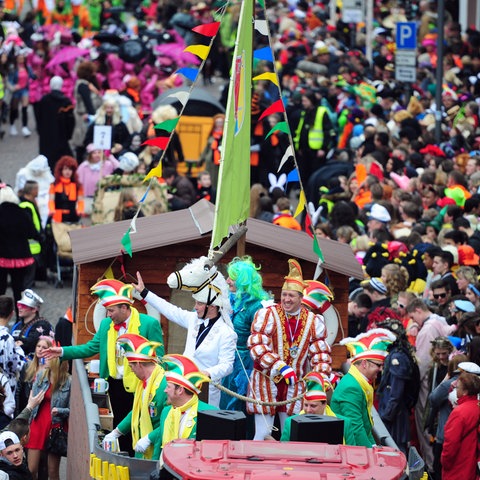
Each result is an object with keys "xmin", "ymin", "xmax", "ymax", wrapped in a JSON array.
[
  {"xmin": 176, "ymin": 67, "xmax": 199, "ymax": 82},
  {"xmin": 287, "ymin": 169, "xmax": 299, "ymax": 183},
  {"xmin": 253, "ymin": 46, "xmax": 274, "ymax": 62}
]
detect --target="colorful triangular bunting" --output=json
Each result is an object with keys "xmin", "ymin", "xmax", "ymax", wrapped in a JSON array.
[
  {"xmin": 142, "ymin": 137, "xmax": 170, "ymax": 149},
  {"xmin": 104, "ymin": 266, "xmax": 114, "ymax": 279},
  {"xmin": 265, "ymin": 121, "xmax": 290, "ymax": 139},
  {"xmin": 192, "ymin": 22, "xmax": 220, "ymax": 37},
  {"xmin": 294, "ymin": 190, "xmax": 306, "ymax": 218},
  {"xmin": 184, "ymin": 44, "xmax": 210, "ymax": 60},
  {"xmin": 278, "ymin": 145, "xmax": 293, "ymax": 172},
  {"xmin": 253, "ymin": 72, "xmax": 279, "ymax": 86},
  {"xmin": 254, "ymin": 20, "xmax": 268, "ymax": 35},
  {"xmin": 259, "ymin": 99, "xmax": 285, "ymax": 121},
  {"xmin": 144, "ymin": 164, "xmax": 162, "ymax": 181},
  {"xmin": 154, "ymin": 118, "xmax": 179, "ymax": 131},
  {"xmin": 176, "ymin": 67, "xmax": 199, "ymax": 82},
  {"xmin": 167, "ymin": 91, "xmax": 189, "ymax": 106},
  {"xmin": 254, "ymin": 46, "xmax": 274, "ymax": 62},
  {"xmin": 121, "ymin": 228, "xmax": 133, "ymax": 258},
  {"xmin": 313, "ymin": 235, "xmax": 325, "ymax": 262}
]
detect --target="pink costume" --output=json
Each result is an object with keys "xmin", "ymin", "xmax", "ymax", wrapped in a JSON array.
[{"xmin": 76, "ymin": 156, "xmax": 119, "ymax": 197}]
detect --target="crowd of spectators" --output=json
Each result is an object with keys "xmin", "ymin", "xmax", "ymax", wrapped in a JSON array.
[{"xmin": 1, "ymin": 0, "xmax": 480, "ymax": 478}]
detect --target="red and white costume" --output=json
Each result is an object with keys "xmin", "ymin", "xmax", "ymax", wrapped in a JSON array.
[{"xmin": 247, "ymin": 304, "xmax": 331, "ymax": 416}]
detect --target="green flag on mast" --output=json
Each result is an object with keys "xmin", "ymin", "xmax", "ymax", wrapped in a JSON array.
[{"xmin": 210, "ymin": 0, "xmax": 253, "ymax": 250}]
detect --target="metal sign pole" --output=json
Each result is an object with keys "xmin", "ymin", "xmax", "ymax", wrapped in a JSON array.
[{"xmin": 434, "ymin": 0, "xmax": 445, "ymax": 144}]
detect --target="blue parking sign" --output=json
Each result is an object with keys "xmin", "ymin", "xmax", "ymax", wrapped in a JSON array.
[{"xmin": 396, "ymin": 22, "xmax": 417, "ymax": 50}]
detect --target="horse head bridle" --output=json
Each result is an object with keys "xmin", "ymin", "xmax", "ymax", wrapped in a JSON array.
[{"xmin": 173, "ymin": 270, "xmax": 222, "ymax": 305}]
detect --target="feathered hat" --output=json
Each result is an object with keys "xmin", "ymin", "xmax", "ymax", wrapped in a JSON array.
[
  {"xmin": 162, "ymin": 354, "xmax": 209, "ymax": 394},
  {"xmin": 282, "ymin": 259, "xmax": 306, "ymax": 293},
  {"xmin": 340, "ymin": 328, "xmax": 396, "ymax": 363},
  {"xmin": 91, "ymin": 279, "xmax": 134, "ymax": 307},
  {"xmin": 303, "ymin": 372, "xmax": 331, "ymax": 402},
  {"xmin": 117, "ymin": 333, "xmax": 162, "ymax": 362},
  {"xmin": 302, "ymin": 280, "xmax": 334, "ymax": 313}
]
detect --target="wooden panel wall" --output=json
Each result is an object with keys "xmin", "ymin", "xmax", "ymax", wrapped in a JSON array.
[{"xmin": 73, "ymin": 238, "xmax": 348, "ymax": 369}]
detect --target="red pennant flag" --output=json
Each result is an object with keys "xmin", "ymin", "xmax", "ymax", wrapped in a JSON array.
[
  {"xmin": 305, "ymin": 212, "xmax": 313, "ymax": 238},
  {"xmin": 142, "ymin": 137, "xmax": 169, "ymax": 149},
  {"xmin": 192, "ymin": 22, "xmax": 220, "ymax": 37},
  {"xmin": 259, "ymin": 99, "xmax": 285, "ymax": 121}
]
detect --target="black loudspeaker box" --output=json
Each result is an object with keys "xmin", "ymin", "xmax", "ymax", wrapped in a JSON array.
[
  {"xmin": 290, "ymin": 414, "xmax": 344, "ymax": 444},
  {"xmin": 196, "ymin": 410, "xmax": 246, "ymax": 441}
]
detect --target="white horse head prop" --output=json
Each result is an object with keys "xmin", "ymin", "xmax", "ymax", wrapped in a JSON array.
[
  {"xmin": 167, "ymin": 256, "xmax": 217, "ymax": 291},
  {"xmin": 167, "ymin": 256, "xmax": 232, "ymax": 326}
]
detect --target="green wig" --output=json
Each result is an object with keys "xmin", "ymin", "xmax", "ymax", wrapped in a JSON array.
[{"xmin": 227, "ymin": 256, "xmax": 269, "ymax": 309}]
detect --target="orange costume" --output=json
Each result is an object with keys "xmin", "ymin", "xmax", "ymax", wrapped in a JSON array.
[{"xmin": 49, "ymin": 177, "xmax": 84, "ymax": 223}]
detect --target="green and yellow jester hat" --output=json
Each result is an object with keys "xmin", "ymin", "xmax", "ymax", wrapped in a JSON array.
[
  {"xmin": 91, "ymin": 279, "xmax": 134, "ymax": 307},
  {"xmin": 162, "ymin": 354, "xmax": 209, "ymax": 395},
  {"xmin": 340, "ymin": 328, "xmax": 396, "ymax": 363},
  {"xmin": 303, "ymin": 371, "xmax": 331, "ymax": 402},
  {"xmin": 301, "ymin": 280, "xmax": 334, "ymax": 313},
  {"xmin": 117, "ymin": 333, "xmax": 163, "ymax": 363}
]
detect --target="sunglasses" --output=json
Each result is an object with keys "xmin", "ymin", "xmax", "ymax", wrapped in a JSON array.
[
  {"xmin": 397, "ymin": 303, "xmax": 406, "ymax": 309},
  {"xmin": 367, "ymin": 360, "xmax": 383, "ymax": 368},
  {"xmin": 433, "ymin": 293, "xmax": 447, "ymax": 299}
]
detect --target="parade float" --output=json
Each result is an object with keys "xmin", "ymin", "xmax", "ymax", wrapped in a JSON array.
[{"xmin": 63, "ymin": 0, "xmax": 415, "ymax": 477}]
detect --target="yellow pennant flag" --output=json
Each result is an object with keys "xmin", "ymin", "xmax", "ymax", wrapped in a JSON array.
[
  {"xmin": 144, "ymin": 164, "xmax": 162, "ymax": 181},
  {"xmin": 252, "ymin": 72, "xmax": 279, "ymax": 86},
  {"xmin": 294, "ymin": 190, "xmax": 306, "ymax": 218},
  {"xmin": 184, "ymin": 44, "xmax": 210, "ymax": 60},
  {"xmin": 104, "ymin": 266, "xmax": 114, "ymax": 279}
]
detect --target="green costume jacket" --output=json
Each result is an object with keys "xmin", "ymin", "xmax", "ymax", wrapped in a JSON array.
[
  {"xmin": 148, "ymin": 400, "xmax": 217, "ymax": 459},
  {"xmin": 330, "ymin": 372, "xmax": 376, "ymax": 447},
  {"xmin": 61, "ymin": 311, "xmax": 164, "ymax": 382},
  {"xmin": 280, "ymin": 409, "xmax": 356, "ymax": 446},
  {"xmin": 117, "ymin": 367, "xmax": 168, "ymax": 459}
]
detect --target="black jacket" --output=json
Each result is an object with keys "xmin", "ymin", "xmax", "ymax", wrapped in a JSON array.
[
  {"xmin": 0, "ymin": 457, "xmax": 33, "ymax": 480},
  {"xmin": 0, "ymin": 203, "xmax": 38, "ymax": 259},
  {"xmin": 37, "ymin": 90, "xmax": 75, "ymax": 170}
]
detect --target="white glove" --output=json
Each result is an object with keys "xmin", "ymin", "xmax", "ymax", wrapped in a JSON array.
[
  {"xmin": 104, "ymin": 429, "xmax": 122, "ymax": 442},
  {"xmin": 135, "ymin": 435, "xmax": 152, "ymax": 453}
]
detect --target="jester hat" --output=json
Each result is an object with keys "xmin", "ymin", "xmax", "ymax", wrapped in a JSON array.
[
  {"xmin": 117, "ymin": 333, "xmax": 163, "ymax": 362},
  {"xmin": 302, "ymin": 280, "xmax": 334, "ymax": 312},
  {"xmin": 340, "ymin": 328, "xmax": 396, "ymax": 363},
  {"xmin": 91, "ymin": 279, "xmax": 134, "ymax": 307},
  {"xmin": 303, "ymin": 371, "xmax": 330, "ymax": 402},
  {"xmin": 162, "ymin": 354, "xmax": 209, "ymax": 395},
  {"xmin": 282, "ymin": 259, "xmax": 306, "ymax": 293}
]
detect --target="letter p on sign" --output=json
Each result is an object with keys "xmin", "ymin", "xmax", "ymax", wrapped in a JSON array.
[{"xmin": 396, "ymin": 22, "xmax": 417, "ymax": 50}]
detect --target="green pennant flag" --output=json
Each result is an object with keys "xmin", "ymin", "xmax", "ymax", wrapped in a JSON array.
[
  {"xmin": 154, "ymin": 117, "xmax": 179, "ymax": 131},
  {"xmin": 265, "ymin": 121, "xmax": 290, "ymax": 139},
  {"xmin": 210, "ymin": 0, "xmax": 253, "ymax": 249},
  {"xmin": 313, "ymin": 235, "xmax": 325, "ymax": 263},
  {"xmin": 121, "ymin": 228, "xmax": 133, "ymax": 257}
]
